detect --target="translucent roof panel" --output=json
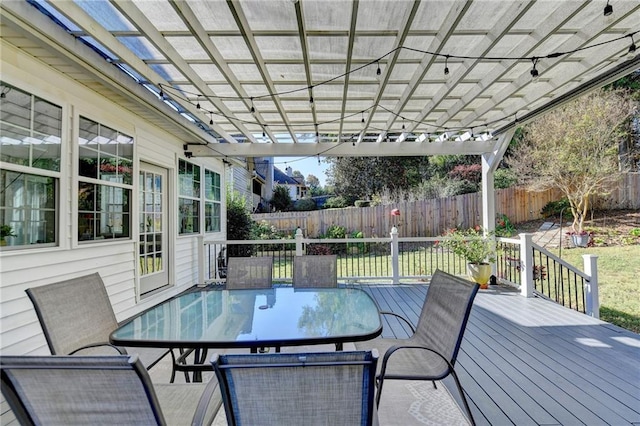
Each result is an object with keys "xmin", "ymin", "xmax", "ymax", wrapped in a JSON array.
[{"xmin": 20, "ymin": 0, "xmax": 639, "ymax": 149}]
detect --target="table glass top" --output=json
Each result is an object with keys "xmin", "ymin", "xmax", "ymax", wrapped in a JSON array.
[{"xmin": 111, "ymin": 287, "xmax": 381, "ymax": 348}]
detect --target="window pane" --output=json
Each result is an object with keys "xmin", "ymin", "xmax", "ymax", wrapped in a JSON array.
[
  {"xmin": 0, "ymin": 82, "xmax": 62, "ymax": 171},
  {"xmin": 205, "ymin": 201, "xmax": 221, "ymax": 232},
  {"xmin": 78, "ymin": 183, "xmax": 131, "ymax": 241},
  {"xmin": 78, "ymin": 116, "xmax": 133, "ymax": 183},
  {"xmin": 179, "ymin": 198, "xmax": 199, "ymax": 234},
  {"xmin": 0, "ymin": 170, "xmax": 57, "ymax": 248}
]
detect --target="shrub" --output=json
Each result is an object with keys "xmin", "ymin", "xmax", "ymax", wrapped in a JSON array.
[
  {"xmin": 438, "ymin": 227, "xmax": 498, "ymax": 264},
  {"xmin": 323, "ymin": 196, "xmax": 349, "ymax": 209},
  {"xmin": 495, "ymin": 214, "xmax": 516, "ymax": 237},
  {"xmin": 354, "ymin": 200, "xmax": 371, "ymax": 207},
  {"xmin": 293, "ymin": 198, "xmax": 317, "ymax": 211},
  {"xmin": 448, "ymin": 164, "xmax": 482, "ymax": 183},
  {"xmin": 251, "ymin": 220, "xmax": 285, "ymax": 240},
  {"xmin": 226, "ymin": 191, "xmax": 254, "ymax": 257},
  {"xmin": 541, "ymin": 198, "xmax": 573, "ymax": 219},
  {"xmin": 494, "ymin": 168, "xmax": 517, "ymax": 189},
  {"xmin": 306, "ymin": 244, "xmax": 332, "ymax": 255}
]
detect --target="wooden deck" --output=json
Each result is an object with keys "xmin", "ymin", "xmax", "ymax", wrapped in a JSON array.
[{"xmin": 359, "ymin": 283, "xmax": 640, "ymax": 426}]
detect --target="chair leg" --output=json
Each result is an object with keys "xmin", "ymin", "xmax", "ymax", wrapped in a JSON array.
[
  {"xmin": 375, "ymin": 376, "xmax": 385, "ymax": 407},
  {"xmin": 449, "ymin": 369, "xmax": 476, "ymax": 426},
  {"xmin": 432, "ymin": 380, "xmax": 437, "ymax": 389}
]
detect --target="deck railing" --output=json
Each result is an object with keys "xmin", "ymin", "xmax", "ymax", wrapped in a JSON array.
[{"xmin": 201, "ymin": 230, "xmax": 599, "ymax": 317}]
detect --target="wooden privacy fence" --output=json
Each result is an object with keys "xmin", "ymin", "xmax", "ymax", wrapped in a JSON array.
[{"xmin": 251, "ymin": 173, "xmax": 640, "ymax": 238}]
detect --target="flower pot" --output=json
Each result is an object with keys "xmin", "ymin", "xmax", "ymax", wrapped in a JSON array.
[
  {"xmin": 571, "ymin": 234, "xmax": 590, "ymax": 247},
  {"xmin": 467, "ymin": 263, "xmax": 492, "ymax": 289}
]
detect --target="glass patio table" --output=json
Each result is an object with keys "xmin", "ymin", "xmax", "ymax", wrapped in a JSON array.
[{"xmin": 110, "ymin": 287, "xmax": 382, "ymax": 353}]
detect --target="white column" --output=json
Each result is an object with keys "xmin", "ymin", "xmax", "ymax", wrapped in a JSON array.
[
  {"xmin": 519, "ymin": 233, "xmax": 534, "ymax": 298},
  {"xmin": 390, "ymin": 227, "xmax": 399, "ymax": 284},
  {"xmin": 295, "ymin": 228, "xmax": 304, "ymax": 256},
  {"xmin": 583, "ymin": 254, "xmax": 600, "ymax": 318}
]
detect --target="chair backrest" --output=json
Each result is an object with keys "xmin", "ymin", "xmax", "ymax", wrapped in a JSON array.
[
  {"xmin": 225, "ymin": 256, "xmax": 273, "ymax": 289},
  {"xmin": 25, "ymin": 273, "xmax": 120, "ymax": 355},
  {"xmin": 0, "ymin": 355, "xmax": 166, "ymax": 425},
  {"xmin": 212, "ymin": 350, "xmax": 378, "ymax": 426},
  {"xmin": 415, "ymin": 269, "xmax": 479, "ymax": 366},
  {"xmin": 293, "ymin": 255, "xmax": 338, "ymax": 288}
]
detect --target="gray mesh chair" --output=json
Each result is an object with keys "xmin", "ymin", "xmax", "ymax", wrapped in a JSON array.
[
  {"xmin": 293, "ymin": 255, "xmax": 338, "ymax": 288},
  {"xmin": 25, "ymin": 273, "xmax": 173, "ymax": 374},
  {"xmin": 356, "ymin": 269, "xmax": 479, "ymax": 425},
  {"xmin": 0, "ymin": 355, "xmax": 221, "ymax": 426},
  {"xmin": 212, "ymin": 350, "xmax": 378, "ymax": 426},
  {"xmin": 225, "ymin": 256, "xmax": 273, "ymax": 289}
]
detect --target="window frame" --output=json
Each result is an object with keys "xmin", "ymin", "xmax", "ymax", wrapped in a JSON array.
[
  {"xmin": 0, "ymin": 82, "xmax": 62, "ymax": 250},
  {"xmin": 76, "ymin": 115, "xmax": 134, "ymax": 243}
]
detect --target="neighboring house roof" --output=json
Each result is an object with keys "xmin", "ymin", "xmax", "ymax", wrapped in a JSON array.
[
  {"xmin": 274, "ymin": 167, "xmax": 305, "ymax": 186},
  {"xmin": 254, "ymin": 160, "xmax": 269, "ymax": 181}
]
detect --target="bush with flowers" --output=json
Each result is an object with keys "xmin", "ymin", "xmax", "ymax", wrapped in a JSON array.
[{"xmin": 438, "ymin": 226, "xmax": 497, "ymax": 264}]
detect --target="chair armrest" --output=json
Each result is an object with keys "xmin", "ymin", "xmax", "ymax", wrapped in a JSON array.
[
  {"xmin": 379, "ymin": 311, "xmax": 416, "ymax": 334},
  {"xmin": 69, "ymin": 342, "xmax": 126, "ymax": 355},
  {"xmin": 379, "ymin": 344, "xmax": 453, "ymax": 380},
  {"xmin": 191, "ymin": 375, "xmax": 223, "ymax": 426}
]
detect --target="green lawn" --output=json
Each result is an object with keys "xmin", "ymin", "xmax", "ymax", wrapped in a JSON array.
[{"xmin": 548, "ymin": 245, "xmax": 640, "ymax": 333}]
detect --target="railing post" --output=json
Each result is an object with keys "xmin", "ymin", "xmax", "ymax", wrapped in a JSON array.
[
  {"xmin": 295, "ymin": 228, "xmax": 304, "ymax": 256},
  {"xmin": 390, "ymin": 227, "xmax": 399, "ymax": 284},
  {"xmin": 519, "ymin": 233, "xmax": 534, "ymax": 298},
  {"xmin": 198, "ymin": 235, "xmax": 205, "ymax": 285},
  {"xmin": 583, "ymin": 254, "xmax": 600, "ymax": 318}
]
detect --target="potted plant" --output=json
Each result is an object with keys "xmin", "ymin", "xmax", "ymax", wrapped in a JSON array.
[
  {"xmin": 438, "ymin": 226, "xmax": 497, "ymax": 288},
  {"xmin": 0, "ymin": 224, "xmax": 16, "ymax": 246}
]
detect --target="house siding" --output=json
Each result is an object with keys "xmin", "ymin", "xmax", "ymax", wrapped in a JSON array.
[{"xmin": 0, "ymin": 40, "xmax": 225, "ymax": 365}]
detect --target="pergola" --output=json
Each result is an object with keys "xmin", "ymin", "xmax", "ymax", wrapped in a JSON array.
[{"xmin": 2, "ymin": 0, "xmax": 639, "ymax": 228}]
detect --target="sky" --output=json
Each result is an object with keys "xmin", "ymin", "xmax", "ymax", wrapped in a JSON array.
[{"xmin": 274, "ymin": 156, "xmax": 330, "ymax": 187}]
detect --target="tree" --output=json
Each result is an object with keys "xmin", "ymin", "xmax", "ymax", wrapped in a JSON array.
[
  {"xmin": 270, "ymin": 184, "xmax": 293, "ymax": 212},
  {"xmin": 326, "ymin": 156, "xmax": 429, "ymax": 204},
  {"xmin": 292, "ymin": 170, "xmax": 304, "ymax": 181},
  {"xmin": 226, "ymin": 191, "xmax": 253, "ymax": 256},
  {"xmin": 507, "ymin": 89, "xmax": 636, "ymax": 233}
]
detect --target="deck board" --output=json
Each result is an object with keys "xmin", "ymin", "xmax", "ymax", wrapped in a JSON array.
[{"xmin": 358, "ymin": 283, "xmax": 640, "ymax": 426}]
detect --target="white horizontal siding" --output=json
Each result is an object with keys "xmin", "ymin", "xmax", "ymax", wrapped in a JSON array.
[{"xmin": 0, "ymin": 41, "xmax": 224, "ymax": 361}]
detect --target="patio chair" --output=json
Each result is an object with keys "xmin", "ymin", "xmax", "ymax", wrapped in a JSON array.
[
  {"xmin": 211, "ymin": 350, "xmax": 379, "ymax": 426},
  {"xmin": 0, "ymin": 355, "xmax": 222, "ymax": 425},
  {"xmin": 293, "ymin": 254, "xmax": 338, "ymax": 288},
  {"xmin": 25, "ymin": 273, "xmax": 174, "ymax": 374},
  {"xmin": 355, "ymin": 269, "xmax": 479, "ymax": 425},
  {"xmin": 225, "ymin": 256, "xmax": 273, "ymax": 289}
]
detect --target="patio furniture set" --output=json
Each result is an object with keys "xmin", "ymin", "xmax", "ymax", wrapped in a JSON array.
[{"xmin": 1, "ymin": 257, "xmax": 479, "ymax": 425}]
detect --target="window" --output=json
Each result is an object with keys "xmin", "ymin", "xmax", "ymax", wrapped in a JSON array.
[
  {"xmin": 78, "ymin": 116, "xmax": 133, "ymax": 241},
  {"xmin": 178, "ymin": 161, "xmax": 221, "ymax": 234},
  {"xmin": 204, "ymin": 169, "xmax": 221, "ymax": 232},
  {"xmin": 178, "ymin": 159, "xmax": 200, "ymax": 234},
  {"xmin": 0, "ymin": 82, "xmax": 61, "ymax": 248}
]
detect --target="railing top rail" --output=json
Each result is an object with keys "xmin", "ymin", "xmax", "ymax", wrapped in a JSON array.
[{"xmin": 532, "ymin": 242, "xmax": 590, "ymax": 280}]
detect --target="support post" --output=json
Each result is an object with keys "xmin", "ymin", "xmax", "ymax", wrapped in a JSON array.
[
  {"xmin": 198, "ymin": 235, "xmax": 205, "ymax": 285},
  {"xmin": 390, "ymin": 227, "xmax": 399, "ymax": 284},
  {"xmin": 583, "ymin": 254, "xmax": 600, "ymax": 318},
  {"xmin": 519, "ymin": 233, "xmax": 534, "ymax": 298},
  {"xmin": 295, "ymin": 228, "xmax": 304, "ymax": 256}
]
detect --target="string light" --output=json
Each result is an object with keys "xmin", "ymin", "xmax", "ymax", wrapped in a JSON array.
[
  {"xmin": 153, "ymin": 26, "xmax": 638, "ymax": 145},
  {"xmin": 604, "ymin": 0, "xmax": 613, "ymax": 17},
  {"xmin": 250, "ymin": 97, "xmax": 255, "ymax": 114},
  {"xmin": 444, "ymin": 55, "xmax": 450, "ymax": 75},
  {"xmin": 530, "ymin": 58, "xmax": 539, "ymax": 78},
  {"xmin": 209, "ymin": 113, "xmax": 213, "ymax": 125}
]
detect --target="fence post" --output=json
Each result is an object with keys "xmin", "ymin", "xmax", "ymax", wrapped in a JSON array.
[
  {"xmin": 583, "ymin": 254, "xmax": 600, "ymax": 318},
  {"xmin": 390, "ymin": 227, "xmax": 399, "ymax": 284},
  {"xmin": 295, "ymin": 228, "xmax": 304, "ymax": 256},
  {"xmin": 519, "ymin": 233, "xmax": 534, "ymax": 298}
]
